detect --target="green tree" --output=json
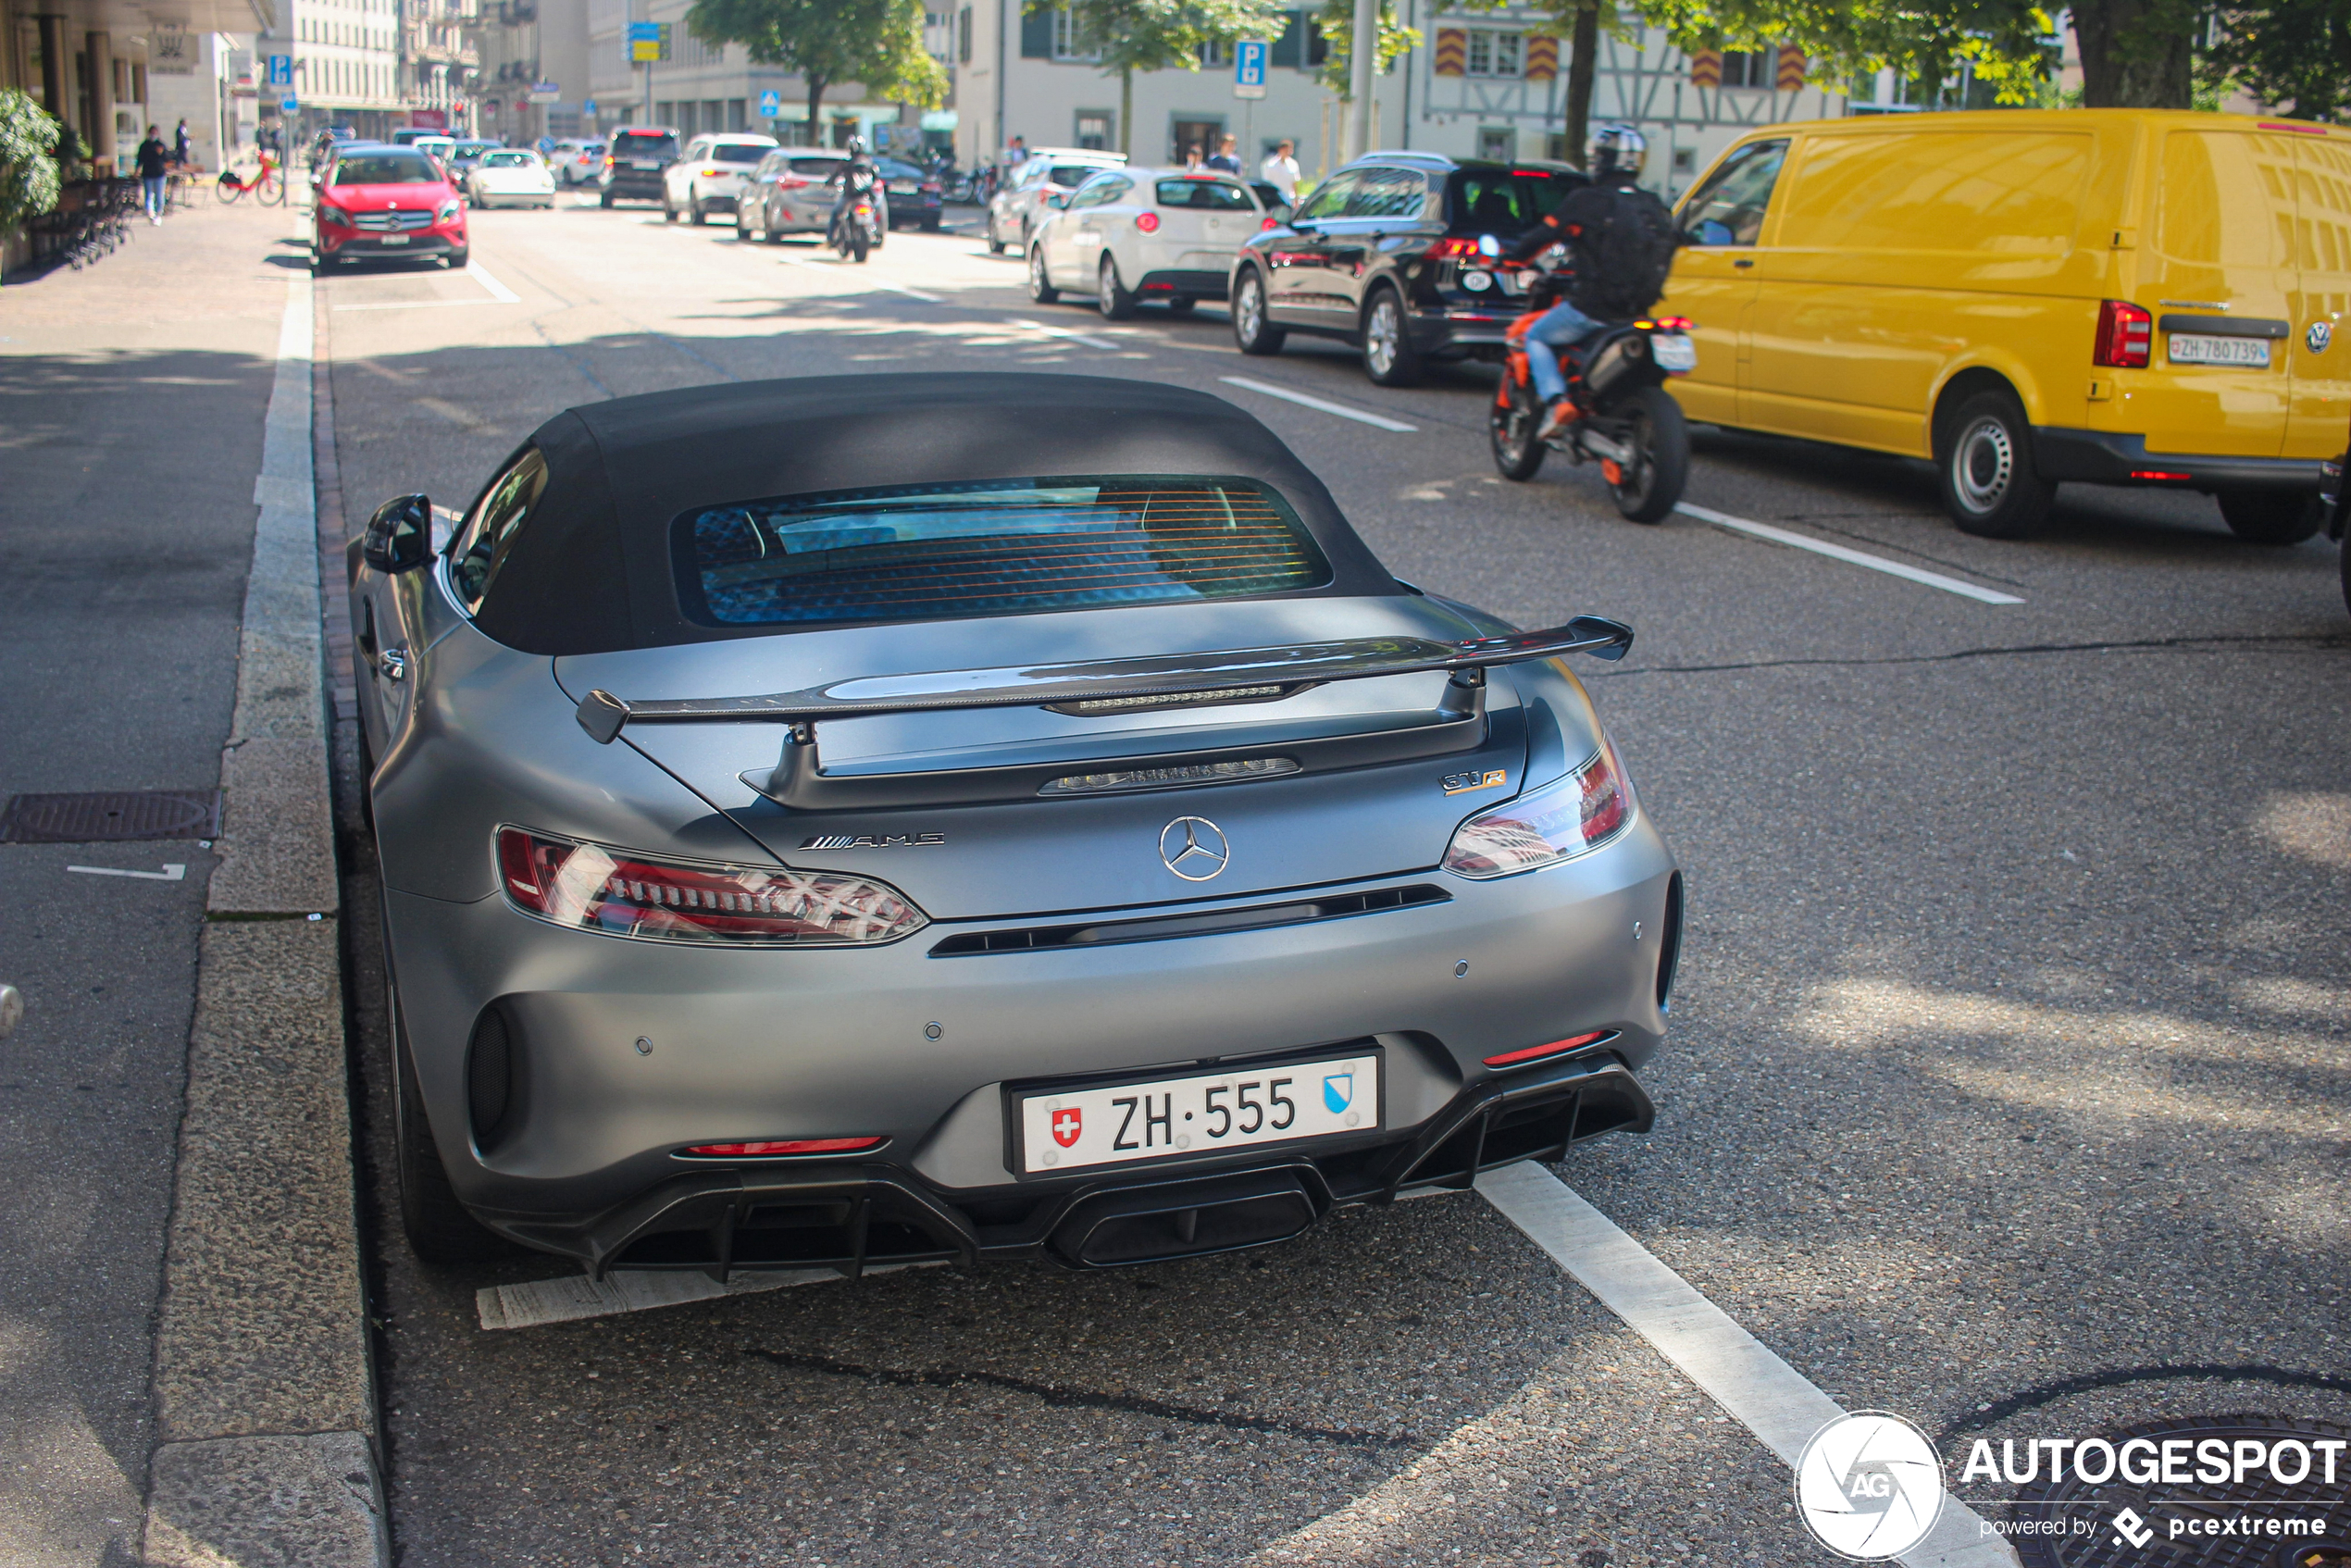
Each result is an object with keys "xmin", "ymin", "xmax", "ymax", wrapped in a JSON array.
[
  {"xmin": 1026, "ymin": 0, "xmax": 1291, "ymax": 156},
  {"xmin": 0, "ymin": 91, "xmax": 63, "ymax": 241},
  {"xmin": 686, "ymin": 0, "xmax": 945, "ymax": 146},
  {"xmin": 1311, "ymin": 0, "xmax": 1422, "ymax": 98},
  {"xmin": 2200, "ymin": 0, "xmax": 2351, "ymax": 119}
]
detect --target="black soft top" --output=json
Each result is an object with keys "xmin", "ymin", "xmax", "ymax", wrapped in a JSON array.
[{"xmin": 472, "ymin": 373, "xmax": 1403, "ymax": 655}]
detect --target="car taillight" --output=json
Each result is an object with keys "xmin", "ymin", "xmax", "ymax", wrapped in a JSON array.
[
  {"xmin": 1484, "ymin": 1031, "xmax": 1611, "ymax": 1070},
  {"xmin": 679, "ymin": 1137, "xmax": 887, "ymax": 1158},
  {"xmin": 2094, "ymin": 299, "xmax": 2152, "ymax": 368},
  {"xmin": 703, "ymin": 167, "xmax": 723, "ymax": 177},
  {"xmin": 1261, "ymin": 216, "xmax": 1278, "ymax": 230},
  {"xmin": 495, "ymin": 828, "xmax": 927, "ymax": 946},
  {"xmin": 1442, "ymin": 741, "xmax": 1631, "ymax": 878},
  {"xmin": 603, "ymin": 155, "xmax": 614, "ymax": 168},
  {"xmin": 1136, "ymin": 211, "xmax": 1159, "ymax": 233},
  {"xmin": 920, "ymin": 180, "xmax": 941, "ymax": 193},
  {"xmin": 1430, "ymin": 236, "xmax": 1482, "ymax": 260}
]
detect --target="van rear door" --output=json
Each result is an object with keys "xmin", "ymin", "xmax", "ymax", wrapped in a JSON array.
[
  {"xmin": 2139, "ymin": 128, "xmax": 2297, "ymax": 458},
  {"xmin": 2286, "ymin": 130, "xmax": 2351, "ymax": 460}
]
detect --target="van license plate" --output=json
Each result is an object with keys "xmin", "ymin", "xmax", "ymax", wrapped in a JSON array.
[{"xmin": 2170, "ymin": 334, "xmax": 2270, "ymax": 367}]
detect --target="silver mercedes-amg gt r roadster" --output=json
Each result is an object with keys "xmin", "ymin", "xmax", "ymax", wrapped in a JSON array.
[{"xmin": 350, "ymin": 373, "xmax": 1683, "ymax": 1277}]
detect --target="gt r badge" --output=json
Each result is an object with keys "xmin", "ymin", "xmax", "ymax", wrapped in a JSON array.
[
  {"xmin": 1051, "ymin": 1107, "xmax": 1082, "ymax": 1148},
  {"xmin": 799, "ymin": 832, "xmax": 946, "ymax": 850},
  {"xmin": 1323, "ymin": 1073, "xmax": 1353, "ymax": 1114},
  {"xmin": 1158, "ymin": 816, "xmax": 1229, "ymax": 880},
  {"xmin": 1442, "ymin": 768, "xmax": 1508, "ymax": 795},
  {"xmin": 2309, "ymin": 321, "xmax": 2334, "ymax": 354}
]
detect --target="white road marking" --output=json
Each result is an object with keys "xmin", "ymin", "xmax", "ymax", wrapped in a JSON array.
[
  {"xmin": 1007, "ymin": 316, "xmax": 1122, "ymax": 351},
  {"xmin": 466, "ymin": 259, "xmax": 521, "ymax": 303},
  {"xmin": 877, "ymin": 282, "xmax": 942, "ymax": 303},
  {"xmin": 1673, "ymin": 502, "xmax": 2024, "ymax": 605},
  {"xmin": 1218, "ymin": 375, "xmax": 1420, "ymax": 432},
  {"xmin": 1476, "ymin": 1164, "xmax": 2019, "ymax": 1568},
  {"xmin": 333, "ymin": 258, "xmax": 522, "ymax": 312},
  {"xmin": 478, "ymin": 1261, "xmax": 948, "ymax": 1330},
  {"xmin": 67, "ymin": 863, "xmax": 186, "ymax": 881}
]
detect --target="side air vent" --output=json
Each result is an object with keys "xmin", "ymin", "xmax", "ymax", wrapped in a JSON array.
[
  {"xmin": 1656, "ymin": 872, "xmax": 1684, "ymax": 1010},
  {"xmin": 930, "ymin": 883, "xmax": 1451, "ymax": 956},
  {"xmin": 467, "ymin": 1006, "xmax": 521, "ymax": 1153}
]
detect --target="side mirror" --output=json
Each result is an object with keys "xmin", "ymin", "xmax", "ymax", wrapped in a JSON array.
[
  {"xmin": 1044, "ymin": 192, "xmax": 1069, "ymax": 209},
  {"xmin": 362, "ymin": 493, "xmax": 432, "ymax": 574}
]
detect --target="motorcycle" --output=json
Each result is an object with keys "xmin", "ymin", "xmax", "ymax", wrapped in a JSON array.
[
  {"xmin": 831, "ymin": 196, "xmax": 880, "ymax": 263},
  {"xmin": 1489, "ymin": 266, "xmax": 1698, "ymax": 523}
]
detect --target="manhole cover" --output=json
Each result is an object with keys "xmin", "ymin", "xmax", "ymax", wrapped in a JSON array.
[
  {"xmin": 2011, "ymin": 1414, "xmax": 2351, "ymax": 1567},
  {"xmin": 0, "ymin": 790, "xmax": 221, "ymax": 844}
]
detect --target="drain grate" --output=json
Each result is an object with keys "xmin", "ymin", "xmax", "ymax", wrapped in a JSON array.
[
  {"xmin": 0, "ymin": 790, "xmax": 222, "ymax": 844},
  {"xmin": 2012, "ymin": 1414, "xmax": 2351, "ymax": 1568}
]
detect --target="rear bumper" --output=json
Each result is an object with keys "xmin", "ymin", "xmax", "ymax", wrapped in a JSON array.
[
  {"xmin": 1138, "ymin": 268, "xmax": 1228, "ymax": 301},
  {"xmin": 2032, "ymin": 428, "xmax": 2328, "ymax": 492},
  {"xmin": 601, "ymin": 174, "xmax": 665, "ymax": 199}
]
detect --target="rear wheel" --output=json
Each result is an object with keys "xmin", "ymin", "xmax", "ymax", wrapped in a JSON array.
[
  {"xmin": 1232, "ymin": 268, "xmax": 1284, "ymax": 355},
  {"xmin": 737, "ymin": 211, "xmax": 755, "ymax": 242},
  {"xmin": 2217, "ymin": 488, "xmax": 2324, "ymax": 545},
  {"xmin": 599, "ymin": 189, "xmax": 613, "ymax": 209},
  {"xmin": 663, "ymin": 193, "xmax": 678, "ymax": 223},
  {"xmin": 1098, "ymin": 254, "xmax": 1137, "ymax": 319},
  {"xmin": 1935, "ymin": 388, "xmax": 2051, "ymax": 539},
  {"xmin": 921, "ymin": 216, "xmax": 941, "ymax": 231},
  {"xmin": 1362, "ymin": 285, "xmax": 1423, "ymax": 387},
  {"xmin": 689, "ymin": 188, "xmax": 706, "ymax": 225},
  {"xmin": 390, "ymin": 981, "xmax": 511, "ymax": 1267},
  {"xmin": 1028, "ymin": 244, "xmax": 1059, "ymax": 304},
  {"xmin": 1609, "ymin": 385, "xmax": 1689, "ymax": 523},
  {"xmin": 1491, "ymin": 373, "xmax": 1546, "ymax": 482}
]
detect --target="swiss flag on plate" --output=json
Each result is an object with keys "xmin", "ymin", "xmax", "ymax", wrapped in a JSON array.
[{"xmin": 1051, "ymin": 1107, "xmax": 1083, "ymax": 1148}]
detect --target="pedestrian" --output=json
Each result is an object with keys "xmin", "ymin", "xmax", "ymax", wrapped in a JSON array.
[
  {"xmin": 1260, "ymin": 138, "xmax": 1301, "ymax": 205},
  {"xmin": 135, "ymin": 125, "xmax": 169, "ymax": 224},
  {"xmin": 171, "ymin": 118, "xmax": 191, "ymax": 168},
  {"xmin": 1206, "ymin": 133, "xmax": 1242, "ymax": 174},
  {"xmin": 1006, "ymin": 134, "xmax": 1028, "ymax": 166},
  {"xmin": 1183, "ymin": 143, "xmax": 1203, "ymax": 171}
]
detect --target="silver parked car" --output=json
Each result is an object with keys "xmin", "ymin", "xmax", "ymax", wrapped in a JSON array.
[
  {"xmin": 986, "ymin": 148, "xmax": 1126, "ymax": 255},
  {"xmin": 736, "ymin": 149, "xmax": 887, "ymax": 243},
  {"xmin": 349, "ymin": 374, "xmax": 1682, "ymax": 1276}
]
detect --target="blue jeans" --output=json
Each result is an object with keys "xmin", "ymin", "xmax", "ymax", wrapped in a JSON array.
[
  {"xmin": 143, "ymin": 176, "xmax": 167, "ymax": 218},
  {"xmin": 1524, "ymin": 300, "xmax": 1599, "ymax": 403}
]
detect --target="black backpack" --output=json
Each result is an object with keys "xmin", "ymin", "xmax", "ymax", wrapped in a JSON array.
[{"xmin": 1579, "ymin": 185, "xmax": 1680, "ymax": 320}]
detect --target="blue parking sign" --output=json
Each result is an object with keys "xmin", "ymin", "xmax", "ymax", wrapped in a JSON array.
[
  {"xmin": 267, "ymin": 53, "xmax": 292, "ymax": 88},
  {"xmin": 1235, "ymin": 39, "xmax": 1268, "ymax": 98}
]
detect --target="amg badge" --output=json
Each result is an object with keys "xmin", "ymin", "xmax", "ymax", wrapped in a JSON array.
[
  {"xmin": 1442, "ymin": 768, "xmax": 1508, "ymax": 796},
  {"xmin": 798, "ymin": 832, "xmax": 946, "ymax": 850}
]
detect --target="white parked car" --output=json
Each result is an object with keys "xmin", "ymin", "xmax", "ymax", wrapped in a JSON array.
[
  {"xmin": 663, "ymin": 133, "xmax": 779, "ymax": 225},
  {"xmin": 466, "ymin": 148, "xmax": 557, "ymax": 208},
  {"xmin": 1027, "ymin": 167, "xmax": 1286, "ymax": 319},
  {"xmin": 984, "ymin": 148, "xmax": 1126, "ymax": 255},
  {"xmin": 550, "ymin": 139, "xmax": 605, "ymax": 187}
]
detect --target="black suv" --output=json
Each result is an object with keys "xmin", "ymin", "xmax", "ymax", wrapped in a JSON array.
[
  {"xmin": 598, "ymin": 126, "xmax": 681, "ymax": 208},
  {"xmin": 1229, "ymin": 152, "xmax": 1587, "ymax": 385}
]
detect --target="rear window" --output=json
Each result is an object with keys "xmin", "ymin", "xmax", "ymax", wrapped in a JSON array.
[
  {"xmin": 480, "ymin": 151, "xmax": 534, "ymax": 167},
  {"xmin": 332, "ymin": 153, "xmax": 440, "ymax": 185},
  {"xmin": 1154, "ymin": 178, "xmax": 1252, "ymax": 209},
  {"xmin": 790, "ymin": 156, "xmax": 846, "ymax": 176},
  {"xmin": 674, "ymin": 476, "xmax": 1332, "ymax": 628},
  {"xmin": 708, "ymin": 143, "xmax": 771, "ymax": 164},
  {"xmin": 1047, "ymin": 164, "xmax": 1107, "ymax": 188},
  {"xmin": 613, "ymin": 132, "xmax": 678, "ymax": 159},
  {"xmin": 1447, "ymin": 168, "xmax": 1579, "ymax": 230}
]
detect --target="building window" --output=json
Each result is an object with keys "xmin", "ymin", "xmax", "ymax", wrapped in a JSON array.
[
  {"xmin": 1465, "ymin": 29, "xmax": 1520, "ymax": 78},
  {"xmin": 1074, "ymin": 109, "xmax": 1112, "ymax": 150},
  {"xmin": 1051, "ymin": 10, "xmax": 1098, "ymax": 60},
  {"xmin": 1478, "ymin": 127, "xmax": 1513, "ymax": 161},
  {"xmin": 1721, "ymin": 49, "xmax": 1769, "ymax": 88},
  {"xmin": 1199, "ymin": 39, "xmax": 1229, "ymax": 67},
  {"xmin": 957, "ymin": 6, "xmax": 971, "ymax": 63}
]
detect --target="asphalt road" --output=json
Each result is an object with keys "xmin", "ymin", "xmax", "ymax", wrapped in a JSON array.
[{"xmin": 320, "ymin": 193, "xmax": 2351, "ymax": 1568}]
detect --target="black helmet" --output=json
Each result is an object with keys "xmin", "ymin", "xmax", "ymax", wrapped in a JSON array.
[
  {"xmin": 1587, "ymin": 123, "xmax": 1647, "ymax": 180},
  {"xmin": 846, "ymin": 135, "xmax": 868, "ymax": 156}
]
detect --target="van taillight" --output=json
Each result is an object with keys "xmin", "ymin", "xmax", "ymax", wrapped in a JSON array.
[{"xmin": 2095, "ymin": 300, "xmax": 2152, "ymax": 368}]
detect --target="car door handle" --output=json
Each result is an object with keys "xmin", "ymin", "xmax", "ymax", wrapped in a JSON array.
[
  {"xmin": 1735, "ymin": 258, "xmax": 1755, "ymax": 268},
  {"xmin": 374, "ymin": 647, "xmax": 408, "ymax": 682}
]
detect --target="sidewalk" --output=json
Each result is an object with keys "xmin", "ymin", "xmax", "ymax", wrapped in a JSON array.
[{"xmin": 0, "ymin": 195, "xmax": 380, "ymax": 1567}]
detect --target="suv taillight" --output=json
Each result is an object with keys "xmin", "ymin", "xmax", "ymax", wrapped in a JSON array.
[{"xmin": 2094, "ymin": 300, "xmax": 2152, "ymax": 368}]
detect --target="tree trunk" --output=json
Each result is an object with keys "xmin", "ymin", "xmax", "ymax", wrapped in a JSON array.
[
  {"xmin": 805, "ymin": 73, "xmax": 827, "ymax": 145},
  {"xmin": 1119, "ymin": 64, "xmax": 1132, "ymax": 156},
  {"xmin": 1563, "ymin": 1, "xmax": 1597, "ymax": 169},
  {"xmin": 2072, "ymin": 0, "xmax": 2194, "ymax": 108}
]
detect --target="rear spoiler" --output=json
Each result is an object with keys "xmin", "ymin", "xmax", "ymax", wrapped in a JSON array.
[{"xmin": 574, "ymin": 616, "xmax": 1634, "ymax": 745}]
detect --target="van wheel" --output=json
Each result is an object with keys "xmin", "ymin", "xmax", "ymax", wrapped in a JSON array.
[
  {"xmin": 2216, "ymin": 489, "xmax": 2324, "ymax": 545},
  {"xmin": 1936, "ymin": 389, "xmax": 2052, "ymax": 540},
  {"xmin": 1232, "ymin": 269, "xmax": 1285, "ymax": 355},
  {"xmin": 1361, "ymin": 285, "xmax": 1424, "ymax": 386}
]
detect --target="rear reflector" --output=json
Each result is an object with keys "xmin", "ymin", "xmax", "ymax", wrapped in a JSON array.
[
  {"xmin": 1484, "ymin": 1031, "xmax": 1610, "ymax": 1069},
  {"xmin": 680, "ymin": 1137, "xmax": 886, "ymax": 1158},
  {"xmin": 2130, "ymin": 469, "xmax": 2193, "ymax": 480}
]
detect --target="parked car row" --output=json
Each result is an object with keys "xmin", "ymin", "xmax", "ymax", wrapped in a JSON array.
[{"xmin": 573, "ymin": 128, "xmax": 949, "ymax": 234}]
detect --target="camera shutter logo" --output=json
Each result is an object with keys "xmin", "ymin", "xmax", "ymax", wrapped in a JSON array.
[{"xmin": 1794, "ymin": 1411, "xmax": 1947, "ymax": 1560}]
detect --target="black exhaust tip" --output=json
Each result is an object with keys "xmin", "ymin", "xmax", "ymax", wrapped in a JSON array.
[{"xmin": 1048, "ymin": 1169, "xmax": 1325, "ymax": 1268}]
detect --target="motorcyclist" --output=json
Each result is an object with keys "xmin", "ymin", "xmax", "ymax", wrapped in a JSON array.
[
  {"xmin": 827, "ymin": 136, "xmax": 881, "ymax": 249},
  {"xmin": 1502, "ymin": 124, "xmax": 1659, "ymax": 440}
]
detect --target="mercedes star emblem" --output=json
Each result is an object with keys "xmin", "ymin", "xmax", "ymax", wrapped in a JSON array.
[{"xmin": 1158, "ymin": 815, "xmax": 1231, "ymax": 880}]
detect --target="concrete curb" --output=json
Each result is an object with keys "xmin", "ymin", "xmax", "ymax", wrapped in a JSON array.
[{"xmin": 143, "ymin": 268, "xmax": 388, "ymax": 1568}]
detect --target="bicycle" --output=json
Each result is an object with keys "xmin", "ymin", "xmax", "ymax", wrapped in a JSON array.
[{"xmin": 217, "ymin": 154, "xmax": 284, "ymax": 205}]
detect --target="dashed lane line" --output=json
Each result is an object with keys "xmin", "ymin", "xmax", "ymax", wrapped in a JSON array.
[
  {"xmin": 1675, "ymin": 501, "xmax": 2025, "ymax": 605},
  {"xmin": 1218, "ymin": 375, "xmax": 1420, "ymax": 432},
  {"xmin": 1007, "ymin": 316, "xmax": 1122, "ymax": 351},
  {"xmin": 1476, "ymin": 1163, "xmax": 2020, "ymax": 1568}
]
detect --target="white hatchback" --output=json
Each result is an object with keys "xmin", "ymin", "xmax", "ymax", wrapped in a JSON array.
[
  {"xmin": 1027, "ymin": 168, "xmax": 1287, "ymax": 319},
  {"xmin": 663, "ymin": 133, "xmax": 780, "ymax": 225},
  {"xmin": 466, "ymin": 148, "xmax": 557, "ymax": 209},
  {"xmin": 550, "ymin": 139, "xmax": 605, "ymax": 186}
]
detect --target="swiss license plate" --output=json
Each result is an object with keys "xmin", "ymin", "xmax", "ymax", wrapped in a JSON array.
[
  {"xmin": 2170, "ymin": 333, "xmax": 2270, "ymax": 367},
  {"xmin": 1652, "ymin": 333, "xmax": 1698, "ymax": 371},
  {"xmin": 378, "ymin": 234, "xmax": 409, "ymax": 245},
  {"xmin": 1017, "ymin": 1051, "xmax": 1380, "ymax": 1174},
  {"xmin": 633, "ymin": 160, "xmax": 659, "ymax": 169}
]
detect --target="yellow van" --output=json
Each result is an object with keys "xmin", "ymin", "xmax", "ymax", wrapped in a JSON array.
[{"xmin": 1661, "ymin": 110, "xmax": 2347, "ymax": 541}]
